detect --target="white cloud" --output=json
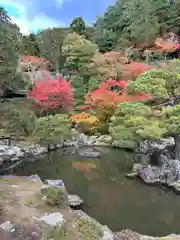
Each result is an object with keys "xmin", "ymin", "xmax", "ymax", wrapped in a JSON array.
[
  {"xmin": 11, "ymin": 14, "xmax": 65, "ymax": 35},
  {"xmin": 0, "ymin": 0, "xmax": 66, "ymax": 35},
  {"xmin": 10, "ymin": 16, "xmax": 30, "ymax": 35}
]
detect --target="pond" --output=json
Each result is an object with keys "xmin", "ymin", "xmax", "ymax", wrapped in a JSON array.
[{"xmin": 12, "ymin": 147, "xmax": 180, "ymax": 236}]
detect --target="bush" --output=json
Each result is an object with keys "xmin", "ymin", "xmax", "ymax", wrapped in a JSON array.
[
  {"xmin": 33, "ymin": 114, "xmax": 71, "ymax": 144},
  {"xmin": 70, "ymin": 112, "xmax": 99, "ymax": 134},
  {"xmin": 41, "ymin": 185, "xmax": 68, "ymax": 207}
]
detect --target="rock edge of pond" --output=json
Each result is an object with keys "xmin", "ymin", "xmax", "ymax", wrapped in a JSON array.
[
  {"xmin": 0, "ymin": 174, "xmax": 179, "ymax": 240},
  {"xmin": 0, "ymin": 130, "xmax": 175, "ymax": 172},
  {"xmin": 127, "ymin": 160, "xmax": 180, "ymax": 194}
]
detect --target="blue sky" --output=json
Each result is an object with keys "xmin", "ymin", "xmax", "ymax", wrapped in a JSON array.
[{"xmin": 0, "ymin": 0, "xmax": 115, "ymax": 35}]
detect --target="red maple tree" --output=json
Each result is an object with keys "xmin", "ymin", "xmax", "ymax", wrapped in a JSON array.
[
  {"xmin": 28, "ymin": 75, "xmax": 74, "ymax": 113},
  {"xmin": 124, "ymin": 62, "xmax": 152, "ymax": 81}
]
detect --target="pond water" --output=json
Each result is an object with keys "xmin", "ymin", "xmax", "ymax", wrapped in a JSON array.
[{"xmin": 12, "ymin": 147, "xmax": 180, "ymax": 236}]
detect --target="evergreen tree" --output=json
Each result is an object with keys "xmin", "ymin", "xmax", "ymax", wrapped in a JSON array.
[
  {"xmin": 20, "ymin": 33, "xmax": 40, "ymax": 57},
  {"xmin": 70, "ymin": 17, "xmax": 86, "ymax": 36}
]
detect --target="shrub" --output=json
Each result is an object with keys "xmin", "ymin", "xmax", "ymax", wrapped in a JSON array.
[
  {"xmin": 33, "ymin": 114, "xmax": 71, "ymax": 144},
  {"xmin": 41, "ymin": 185, "xmax": 68, "ymax": 207},
  {"xmin": 70, "ymin": 112, "xmax": 99, "ymax": 134}
]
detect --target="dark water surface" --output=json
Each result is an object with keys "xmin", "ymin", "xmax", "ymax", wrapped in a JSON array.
[{"xmin": 12, "ymin": 147, "xmax": 180, "ymax": 236}]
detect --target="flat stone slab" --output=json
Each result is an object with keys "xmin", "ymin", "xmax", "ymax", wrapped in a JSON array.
[
  {"xmin": 39, "ymin": 213, "xmax": 64, "ymax": 227},
  {"xmin": 44, "ymin": 179, "xmax": 65, "ymax": 187},
  {"xmin": 0, "ymin": 221, "xmax": 15, "ymax": 232},
  {"xmin": 68, "ymin": 194, "xmax": 83, "ymax": 207}
]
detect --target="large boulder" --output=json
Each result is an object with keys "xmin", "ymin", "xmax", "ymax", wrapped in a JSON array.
[
  {"xmin": 137, "ymin": 137, "xmax": 175, "ymax": 153},
  {"xmin": 160, "ymin": 159, "xmax": 180, "ymax": 184},
  {"xmin": 140, "ymin": 166, "xmax": 161, "ymax": 184},
  {"xmin": 114, "ymin": 229, "xmax": 140, "ymax": 240},
  {"xmin": 139, "ymin": 159, "xmax": 180, "ymax": 185},
  {"xmin": 23, "ymin": 144, "xmax": 48, "ymax": 157}
]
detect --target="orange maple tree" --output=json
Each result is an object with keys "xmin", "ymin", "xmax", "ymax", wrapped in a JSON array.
[
  {"xmin": 124, "ymin": 62, "xmax": 152, "ymax": 81},
  {"xmin": 85, "ymin": 79, "xmax": 150, "ymax": 122},
  {"xmin": 155, "ymin": 38, "xmax": 177, "ymax": 52}
]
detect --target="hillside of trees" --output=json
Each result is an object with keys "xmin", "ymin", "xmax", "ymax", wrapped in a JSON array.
[{"xmin": 0, "ymin": 1, "xmax": 180, "ymax": 156}]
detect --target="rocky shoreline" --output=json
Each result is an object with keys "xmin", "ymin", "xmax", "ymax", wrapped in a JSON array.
[
  {"xmin": 0, "ymin": 174, "xmax": 179, "ymax": 240},
  {"xmin": 0, "ymin": 132, "xmax": 113, "ymax": 171},
  {"xmin": 0, "ymin": 129, "xmax": 176, "ymax": 171}
]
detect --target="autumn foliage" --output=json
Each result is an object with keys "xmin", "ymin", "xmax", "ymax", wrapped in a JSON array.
[
  {"xmin": 20, "ymin": 55, "xmax": 51, "ymax": 71},
  {"xmin": 70, "ymin": 112, "xmax": 98, "ymax": 124},
  {"xmin": 124, "ymin": 62, "xmax": 152, "ymax": 81},
  {"xmin": 28, "ymin": 75, "xmax": 74, "ymax": 113},
  {"xmin": 72, "ymin": 161, "xmax": 97, "ymax": 173},
  {"xmin": 86, "ymin": 79, "xmax": 149, "ymax": 109},
  {"xmin": 155, "ymin": 38, "xmax": 178, "ymax": 52},
  {"xmin": 93, "ymin": 51, "xmax": 128, "ymax": 80},
  {"xmin": 85, "ymin": 79, "xmax": 151, "ymax": 127}
]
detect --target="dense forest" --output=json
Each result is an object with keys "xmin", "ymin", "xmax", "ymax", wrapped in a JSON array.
[{"xmin": 0, "ymin": 0, "xmax": 180, "ymax": 157}]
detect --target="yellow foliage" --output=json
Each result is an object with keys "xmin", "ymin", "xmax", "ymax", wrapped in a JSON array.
[{"xmin": 70, "ymin": 112, "xmax": 99, "ymax": 125}]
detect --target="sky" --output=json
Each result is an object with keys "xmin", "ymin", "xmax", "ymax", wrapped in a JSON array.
[{"xmin": 0, "ymin": 0, "xmax": 115, "ymax": 35}]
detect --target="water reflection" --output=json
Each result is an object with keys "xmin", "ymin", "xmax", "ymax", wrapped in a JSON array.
[
  {"xmin": 72, "ymin": 161, "xmax": 97, "ymax": 173},
  {"xmin": 12, "ymin": 148, "xmax": 180, "ymax": 236}
]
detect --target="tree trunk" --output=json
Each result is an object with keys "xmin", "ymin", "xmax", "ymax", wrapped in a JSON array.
[{"xmin": 174, "ymin": 135, "xmax": 180, "ymax": 160}]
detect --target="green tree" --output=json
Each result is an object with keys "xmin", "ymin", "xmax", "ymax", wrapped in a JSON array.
[
  {"xmin": 37, "ymin": 27, "xmax": 69, "ymax": 73},
  {"xmin": 62, "ymin": 32, "xmax": 99, "ymax": 92},
  {"xmin": 0, "ymin": 8, "xmax": 30, "ymax": 96},
  {"xmin": 109, "ymin": 62, "xmax": 180, "ymax": 159},
  {"xmin": 94, "ymin": 0, "xmax": 180, "ymax": 51},
  {"xmin": 33, "ymin": 114, "xmax": 71, "ymax": 145},
  {"xmin": 125, "ymin": 0, "xmax": 160, "ymax": 46},
  {"xmin": 19, "ymin": 33, "xmax": 40, "ymax": 56},
  {"xmin": 0, "ymin": 7, "xmax": 11, "ymax": 23},
  {"xmin": 70, "ymin": 17, "xmax": 86, "ymax": 36},
  {"xmin": 0, "ymin": 101, "xmax": 37, "ymax": 138}
]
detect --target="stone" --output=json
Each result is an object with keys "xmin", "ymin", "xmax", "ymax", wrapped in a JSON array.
[
  {"xmin": 39, "ymin": 213, "xmax": 64, "ymax": 227},
  {"xmin": 138, "ymin": 137, "xmax": 175, "ymax": 153},
  {"xmin": 126, "ymin": 172, "xmax": 139, "ymax": 178},
  {"xmin": 56, "ymin": 143, "xmax": 63, "ymax": 148},
  {"xmin": 139, "ymin": 158, "xmax": 180, "ymax": 186},
  {"xmin": 98, "ymin": 135, "xmax": 112, "ymax": 144},
  {"xmin": 114, "ymin": 229, "xmax": 141, "ymax": 240},
  {"xmin": 68, "ymin": 194, "xmax": 83, "ymax": 207},
  {"xmin": 23, "ymin": 144, "xmax": 48, "ymax": 156},
  {"xmin": 0, "ymin": 145, "xmax": 9, "ymax": 153},
  {"xmin": 78, "ymin": 147, "xmax": 101, "ymax": 158},
  {"xmin": 0, "ymin": 221, "xmax": 15, "ymax": 232},
  {"xmin": 27, "ymin": 174, "xmax": 42, "ymax": 183},
  {"xmin": 159, "ymin": 159, "xmax": 180, "ymax": 184},
  {"xmin": 0, "ymin": 156, "xmax": 3, "ymax": 166},
  {"xmin": 140, "ymin": 166, "xmax": 161, "ymax": 184},
  {"xmin": 78, "ymin": 133, "xmax": 89, "ymax": 144},
  {"xmin": 45, "ymin": 179, "xmax": 65, "ymax": 187},
  {"xmin": 168, "ymin": 180, "xmax": 180, "ymax": 192},
  {"xmin": 102, "ymin": 226, "xmax": 114, "ymax": 240},
  {"xmin": 63, "ymin": 140, "xmax": 78, "ymax": 147},
  {"xmin": 132, "ymin": 163, "xmax": 143, "ymax": 174}
]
